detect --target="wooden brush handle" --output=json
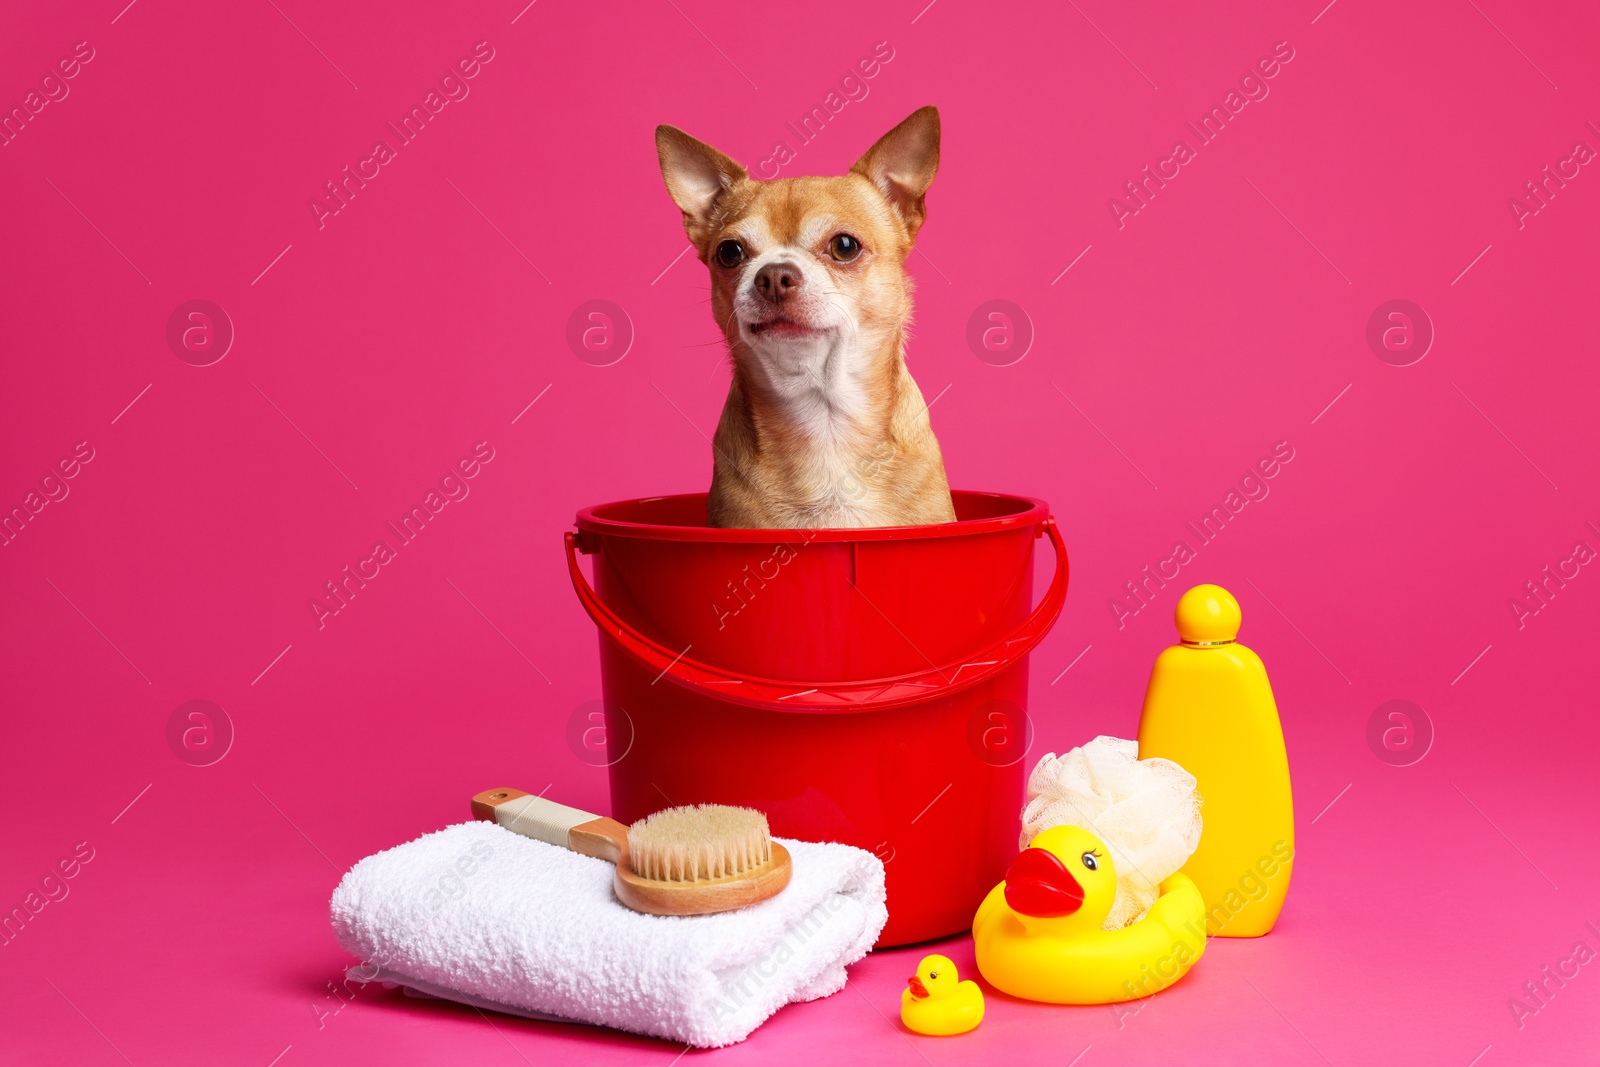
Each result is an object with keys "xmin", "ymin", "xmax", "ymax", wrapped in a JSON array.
[{"xmin": 470, "ymin": 787, "xmax": 629, "ymax": 866}]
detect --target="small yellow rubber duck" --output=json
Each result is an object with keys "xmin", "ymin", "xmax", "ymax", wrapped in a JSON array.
[
  {"xmin": 973, "ymin": 825, "xmax": 1207, "ymax": 1004},
  {"xmin": 900, "ymin": 953, "xmax": 984, "ymax": 1035}
]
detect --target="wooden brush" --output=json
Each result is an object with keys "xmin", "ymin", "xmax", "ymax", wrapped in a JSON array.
[{"xmin": 470, "ymin": 788, "xmax": 792, "ymax": 916}]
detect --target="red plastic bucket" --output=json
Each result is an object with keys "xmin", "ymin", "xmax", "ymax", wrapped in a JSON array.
[{"xmin": 565, "ymin": 491, "xmax": 1067, "ymax": 945}]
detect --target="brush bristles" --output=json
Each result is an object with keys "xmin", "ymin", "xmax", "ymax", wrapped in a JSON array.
[{"xmin": 627, "ymin": 805, "xmax": 774, "ymax": 883}]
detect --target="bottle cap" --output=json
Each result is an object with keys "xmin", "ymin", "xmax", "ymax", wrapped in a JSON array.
[{"xmin": 1175, "ymin": 584, "xmax": 1240, "ymax": 646}]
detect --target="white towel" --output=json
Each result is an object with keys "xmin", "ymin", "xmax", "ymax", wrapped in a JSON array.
[{"xmin": 329, "ymin": 820, "xmax": 887, "ymax": 1048}]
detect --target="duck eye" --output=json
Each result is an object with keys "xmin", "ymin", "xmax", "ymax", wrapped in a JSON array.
[
  {"xmin": 827, "ymin": 234, "xmax": 862, "ymax": 262},
  {"xmin": 714, "ymin": 240, "xmax": 745, "ymax": 268},
  {"xmin": 929, "ymin": 971, "xmax": 940, "ymax": 980},
  {"xmin": 1081, "ymin": 852, "xmax": 1098, "ymax": 871}
]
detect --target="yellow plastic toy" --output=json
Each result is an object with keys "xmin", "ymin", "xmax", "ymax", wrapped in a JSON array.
[
  {"xmin": 1137, "ymin": 584, "xmax": 1295, "ymax": 937},
  {"xmin": 900, "ymin": 953, "xmax": 984, "ymax": 1035},
  {"xmin": 972, "ymin": 825, "xmax": 1207, "ymax": 1004}
]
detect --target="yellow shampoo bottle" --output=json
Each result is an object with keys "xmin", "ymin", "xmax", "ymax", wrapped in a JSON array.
[{"xmin": 1136, "ymin": 585, "xmax": 1294, "ymax": 937}]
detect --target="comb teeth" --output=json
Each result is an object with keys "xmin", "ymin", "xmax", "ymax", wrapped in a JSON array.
[{"xmin": 626, "ymin": 804, "xmax": 774, "ymax": 883}]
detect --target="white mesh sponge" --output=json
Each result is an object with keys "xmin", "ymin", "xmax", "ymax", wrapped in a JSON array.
[{"xmin": 1019, "ymin": 736, "xmax": 1202, "ymax": 930}]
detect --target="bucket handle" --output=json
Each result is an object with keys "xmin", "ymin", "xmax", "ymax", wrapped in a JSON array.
[{"xmin": 564, "ymin": 518, "xmax": 1068, "ymax": 714}]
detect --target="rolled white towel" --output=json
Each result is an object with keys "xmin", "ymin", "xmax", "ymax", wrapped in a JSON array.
[{"xmin": 329, "ymin": 820, "xmax": 886, "ymax": 1048}]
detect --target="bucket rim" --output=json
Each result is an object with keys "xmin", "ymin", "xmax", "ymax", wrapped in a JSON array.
[{"xmin": 575, "ymin": 490, "xmax": 1051, "ymax": 543}]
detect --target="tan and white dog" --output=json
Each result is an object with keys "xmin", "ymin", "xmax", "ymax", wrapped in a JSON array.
[{"xmin": 655, "ymin": 106, "xmax": 957, "ymax": 529}]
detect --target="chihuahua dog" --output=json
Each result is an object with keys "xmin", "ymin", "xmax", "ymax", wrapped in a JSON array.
[{"xmin": 655, "ymin": 106, "xmax": 957, "ymax": 529}]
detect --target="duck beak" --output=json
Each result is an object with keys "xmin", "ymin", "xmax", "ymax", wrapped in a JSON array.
[
  {"xmin": 907, "ymin": 975, "xmax": 929, "ymax": 999},
  {"xmin": 1003, "ymin": 846, "xmax": 1085, "ymax": 917}
]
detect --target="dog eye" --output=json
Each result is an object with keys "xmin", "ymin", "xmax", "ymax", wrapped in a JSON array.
[
  {"xmin": 714, "ymin": 240, "xmax": 745, "ymax": 268},
  {"xmin": 1081, "ymin": 852, "xmax": 1098, "ymax": 871},
  {"xmin": 827, "ymin": 234, "xmax": 862, "ymax": 262}
]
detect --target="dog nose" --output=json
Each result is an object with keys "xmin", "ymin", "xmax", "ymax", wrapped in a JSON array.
[{"xmin": 755, "ymin": 261, "xmax": 803, "ymax": 301}]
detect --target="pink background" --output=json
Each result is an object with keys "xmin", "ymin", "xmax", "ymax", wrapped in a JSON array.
[{"xmin": 3, "ymin": 0, "xmax": 1597, "ymax": 1063}]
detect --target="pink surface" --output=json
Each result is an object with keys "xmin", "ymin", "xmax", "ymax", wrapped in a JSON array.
[{"xmin": 2, "ymin": 0, "xmax": 1597, "ymax": 1063}]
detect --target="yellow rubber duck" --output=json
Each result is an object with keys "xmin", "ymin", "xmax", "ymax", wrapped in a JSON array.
[
  {"xmin": 900, "ymin": 953, "xmax": 984, "ymax": 1035},
  {"xmin": 973, "ymin": 825, "xmax": 1207, "ymax": 1004}
]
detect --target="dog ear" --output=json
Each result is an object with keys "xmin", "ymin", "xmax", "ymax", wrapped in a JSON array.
[
  {"xmin": 851, "ymin": 106, "xmax": 940, "ymax": 239},
  {"xmin": 656, "ymin": 125, "xmax": 748, "ymax": 248}
]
